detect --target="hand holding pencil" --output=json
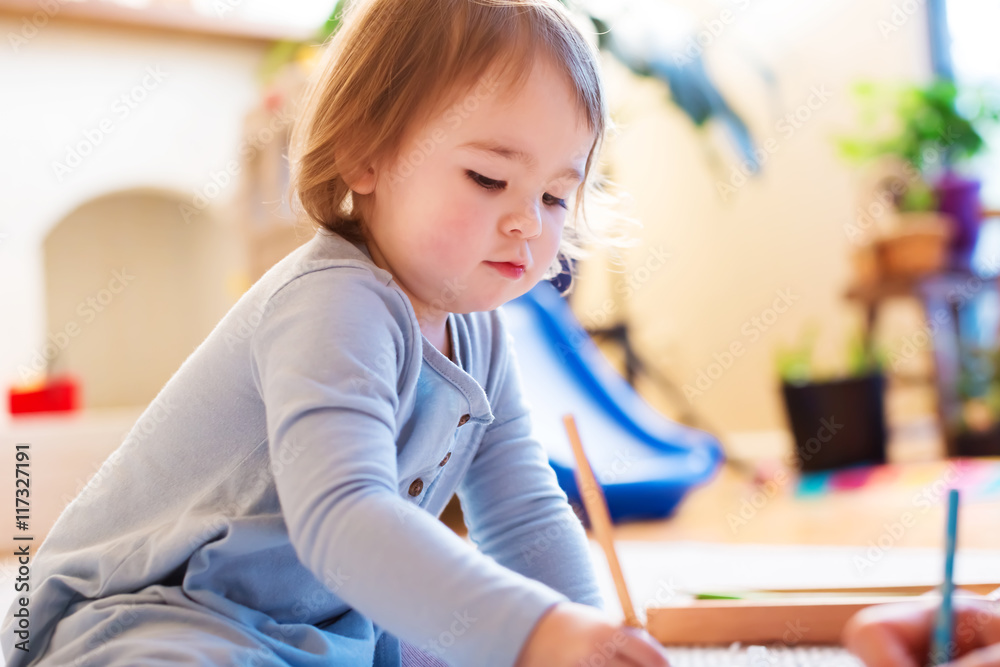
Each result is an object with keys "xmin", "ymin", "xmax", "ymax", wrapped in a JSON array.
[
  {"xmin": 843, "ymin": 594, "xmax": 1000, "ymax": 667},
  {"xmin": 844, "ymin": 489, "xmax": 1000, "ymax": 667},
  {"xmin": 513, "ymin": 601, "xmax": 671, "ymax": 667},
  {"xmin": 513, "ymin": 414, "xmax": 670, "ymax": 667}
]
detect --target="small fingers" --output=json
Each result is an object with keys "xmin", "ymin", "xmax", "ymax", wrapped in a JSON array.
[
  {"xmin": 844, "ymin": 612, "xmax": 923, "ymax": 667},
  {"xmin": 613, "ymin": 627, "xmax": 670, "ymax": 666}
]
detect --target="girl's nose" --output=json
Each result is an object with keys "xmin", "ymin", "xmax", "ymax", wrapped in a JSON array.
[{"xmin": 503, "ymin": 199, "xmax": 542, "ymax": 239}]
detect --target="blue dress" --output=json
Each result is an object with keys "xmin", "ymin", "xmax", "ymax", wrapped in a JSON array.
[{"xmin": 1, "ymin": 229, "xmax": 604, "ymax": 667}]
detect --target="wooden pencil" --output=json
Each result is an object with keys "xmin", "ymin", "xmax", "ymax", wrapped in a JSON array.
[{"xmin": 562, "ymin": 413, "xmax": 642, "ymax": 629}]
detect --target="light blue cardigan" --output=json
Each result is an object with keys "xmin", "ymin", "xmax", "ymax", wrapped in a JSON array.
[{"xmin": 1, "ymin": 228, "xmax": 604, "ymax": 667}]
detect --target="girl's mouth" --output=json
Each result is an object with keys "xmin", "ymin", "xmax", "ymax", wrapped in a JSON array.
[{"xmin": 484, "ymin": 261, "xmax": 525, "ymax": 279}]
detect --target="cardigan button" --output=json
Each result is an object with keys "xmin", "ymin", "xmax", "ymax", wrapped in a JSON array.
[
  {"xmin": 408, "ymin": 478, "xmax": 423, "ymax": 496},
  {"xmin": 439, "ymin": 452, "xmax": 451, "ymax": 467},
  {"xmin": 457, "ymin": 414, "xmax": 470, "ymax": 427}
]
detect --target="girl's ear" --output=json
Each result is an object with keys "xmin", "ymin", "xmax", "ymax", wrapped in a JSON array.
[{"xmin": 344, "ymin": 165, "xmax": 377, "ymax": 195}]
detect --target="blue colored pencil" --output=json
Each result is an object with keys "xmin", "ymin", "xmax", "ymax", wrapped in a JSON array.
[{"xmin": 929, "ymin": 488, "xmax": 959, "ymax": 666}]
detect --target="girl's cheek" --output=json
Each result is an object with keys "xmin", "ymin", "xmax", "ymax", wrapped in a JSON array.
[
  {"xmin": 442, "ymin": 197, "xmax": 486, "ymax": 234},
  {"xmin": 439, "ymin": 201, "xmax": 476, "ymax": 235},
  {"xmin": 434, "ymin": 208, "xmax": 480, "ymax": 257},
  {"xmin": 544, "ymin": 218, "xmax": 564, "ymax": 253}
]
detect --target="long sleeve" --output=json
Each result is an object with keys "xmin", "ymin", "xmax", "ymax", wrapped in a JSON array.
[
  {"xmin": 250, "ymin": 267, "xmax": 570, "ymax": 667},
  {"xmin": 457, "ymin": 307, "xmax": 606, "ymax": 611}
]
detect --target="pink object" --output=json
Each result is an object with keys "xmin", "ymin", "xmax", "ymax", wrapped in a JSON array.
[
  {"xmin": 865, "ymin": 464, "xmax": 901, "ymax": 487},
  {"xmin": 829, "ymin": 465, "xmax": 875, "ymax": 490}
]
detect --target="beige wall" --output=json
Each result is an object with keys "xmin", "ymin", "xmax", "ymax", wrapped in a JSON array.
[
  {"xmin": 570, "ymin": 0, "xmax": 935, "ymax": 432},
  {"xmin": 43, "ymin": 190, "xmax": 241, "ymax": 408}
]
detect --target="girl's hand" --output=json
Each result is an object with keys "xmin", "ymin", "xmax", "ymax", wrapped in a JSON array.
[
  {"xmin": 514, "ymin": 601, "xmax": 671, "ymax": 667},
  {"xmin": 843, "ymin": 594, "xmax": 1000, "ymax": 667}
]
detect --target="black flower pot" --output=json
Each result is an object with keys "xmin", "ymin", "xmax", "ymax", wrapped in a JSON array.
[
  {"xmin": 948, "ymin": 425, "xmax": 1000, "ymax": 457},
  {"xmin": 781, "ymin": 373, "xmax": 888, "ymax": 472}
]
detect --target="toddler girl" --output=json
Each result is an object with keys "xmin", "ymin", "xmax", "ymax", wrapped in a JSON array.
[{"xmin": 2, "ymin": 1, "xmax": 668, "ymax": 665}]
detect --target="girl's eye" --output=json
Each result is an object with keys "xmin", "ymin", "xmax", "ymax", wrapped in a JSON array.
[
  {"xmin": 466, "ymin": 170, "xmax": 568, "ymax": 210},
  {"xmin": 466, "ymin": 170, "xmax": 505, "ymax": 191},
  {"xmin": 543, "ymin": 193, "xmax": 568, "ymax": 210}
]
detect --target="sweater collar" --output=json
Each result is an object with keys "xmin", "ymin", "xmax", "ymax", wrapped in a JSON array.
[{"xmin": 421, "ymin": 320, "xmax": 495, "ymax": 427}]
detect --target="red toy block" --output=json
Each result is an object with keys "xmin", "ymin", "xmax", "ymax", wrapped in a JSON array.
[{"xmin": 8, "ymin": 375, "xmax": 80, "ymax": 415}]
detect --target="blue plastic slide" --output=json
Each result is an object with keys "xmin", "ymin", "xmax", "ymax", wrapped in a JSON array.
[{"xmin": 500, "ymin": 281, "xmax": 724, "ymax": 523}]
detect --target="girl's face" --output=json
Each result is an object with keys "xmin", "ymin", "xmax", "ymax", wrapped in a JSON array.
[{"xmin": 350, "ymin": 57, "xmax": 595, "ymax": 333}]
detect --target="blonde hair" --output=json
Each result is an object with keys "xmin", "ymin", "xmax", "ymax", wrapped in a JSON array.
[{"xmin": 287, "ymin": 0, "xmax": 638, "ymax": 289}]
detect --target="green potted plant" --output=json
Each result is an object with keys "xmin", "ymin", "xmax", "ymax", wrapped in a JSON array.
[
  {"xmin": 837, "ymin": 78, "xmax": 1000, "ymax": 273},
  {"xmin": 776, "ymin": 324, "xmax": 889, "ymax": 471}
]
